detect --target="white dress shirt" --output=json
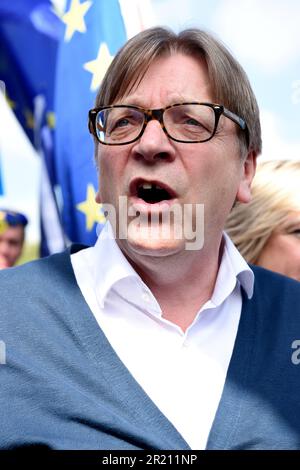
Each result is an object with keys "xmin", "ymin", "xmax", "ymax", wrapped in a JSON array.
[{"xmin": 71, "ymin": 222, "xmax": 254, "ymax": 450}]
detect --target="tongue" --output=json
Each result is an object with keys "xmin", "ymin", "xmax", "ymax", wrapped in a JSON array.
[{"xmin": 138, "ymin": 187, "xmax": 171, "ymax": 203}]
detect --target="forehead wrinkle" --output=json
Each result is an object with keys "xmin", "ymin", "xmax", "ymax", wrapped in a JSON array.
[
  {"xmin": 114, "ymin": 54, "xmax": 213, "ymax": 108},
  {"xmin": 117, "ymin": 92, "xmax": 208, "ymax": 109}
]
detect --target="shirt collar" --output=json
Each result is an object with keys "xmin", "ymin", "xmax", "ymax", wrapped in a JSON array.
[
  {"xmin": 93, "ymin": 223, "xmax": 254, "ymax": 308},
  {"xmin": 94, "ymin": 222, "xmax": 142, "ymax": 307},
  {"xmin": 220, "ymin": 231, "xmax": 254, "ymax": 300}
]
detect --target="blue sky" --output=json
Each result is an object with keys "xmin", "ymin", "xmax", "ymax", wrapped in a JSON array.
[
  {"xmin": 153, "ymin": 0, "xmax": 300, "ymax": 154},
  {"xmin": 1, "ymin": 0, "xmax": 299, "ymax": 242}
]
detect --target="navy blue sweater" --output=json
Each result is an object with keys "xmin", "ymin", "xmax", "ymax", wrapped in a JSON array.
[{"xmin": 0, "ymin": 246, "xmax": 300, "ymax": 449}]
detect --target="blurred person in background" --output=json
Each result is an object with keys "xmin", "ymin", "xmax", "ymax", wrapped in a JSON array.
[
  {"xmin": 226, "ymin": 160, "xmax": 300, "ymax": 282},
  {"xmin": 0, "ymin": 209, "xmax": 28, "ymax": 269}
]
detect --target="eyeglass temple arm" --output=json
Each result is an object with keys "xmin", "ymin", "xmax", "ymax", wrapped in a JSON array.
[{"xmin": 223, "ymin": 107, "xmax": 246, "ymax": 130}]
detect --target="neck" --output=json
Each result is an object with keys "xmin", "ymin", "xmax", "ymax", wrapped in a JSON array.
[{"xmin": 125, "ymin": 238, "xmax": 224, "ymax": 332}]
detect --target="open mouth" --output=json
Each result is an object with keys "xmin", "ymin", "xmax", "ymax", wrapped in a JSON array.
[{"xmin": 130, "ymin": 179, "xmax": 177, "ymax": 204}]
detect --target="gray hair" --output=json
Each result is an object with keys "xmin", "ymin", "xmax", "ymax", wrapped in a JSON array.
[{"xmin": 95, "ymin": 26, "xmax": 262, "ymax": 157}]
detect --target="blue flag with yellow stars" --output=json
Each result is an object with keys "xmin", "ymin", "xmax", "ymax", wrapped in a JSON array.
[
  {"xmin": 0, "ymin": 0, "xmax": 65, "ymax": 255},
  {"xmin": 0, "ymin": 1, "xmax": 62, "ymax": 145},
  {"xmin": 0, "ymin": 0, "xmax": 128, "ymax": 252},
  {"xmin": 54, "ymin": 0, "xmax": 127, "ymax": 246}
]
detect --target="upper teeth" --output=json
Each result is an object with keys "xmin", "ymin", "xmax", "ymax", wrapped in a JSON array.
[{"xmin": 140, "ymin": 183, "xmax": 162, "ymax": 190}]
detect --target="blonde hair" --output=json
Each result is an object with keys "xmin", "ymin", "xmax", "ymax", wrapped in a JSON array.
[
  {"xmin": 225, "ymin": 160, "xmax": 300, "ymax": 263},
  {"xmin": 95, "ymin": 27, "xmax": 262, "ymax": 157}
]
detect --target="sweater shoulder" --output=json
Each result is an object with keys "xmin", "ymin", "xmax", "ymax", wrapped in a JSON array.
[
  {"xmin": 247, "ymin": 265, "xmax": 300, "ymax": 328},
  {"xmin": 0, "ymin": 250, "xmax": 72, "ymax": 287},
  {"xmin": 0, "ymin": 246, "xmax": 87, "ymax": 326},
  {"xmin": 251, "ymin": 264, "xmax": 300, "ymax": 296},
  {"xmin": 0, "ymin": 244, "xmax": 88, "ymax": 289}
]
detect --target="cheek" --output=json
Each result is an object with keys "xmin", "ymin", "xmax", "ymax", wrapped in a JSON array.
[
  {"xmin": 13, "ymin": 246, "xmax": 22, "ymax": 257},
  {"xmin": 258, "ymin": 235, "xmax": 299, "ymax": 273},
  {"xmin": 99, "ymin": 151, "xmax": 112, "ymax": 180},
  {"xmin": 187, "ymin": 143, "xmax": 241, "ymax": 184},
  {"xmin": 99, "ymin": 153, "xmax": 129, "ymax": 206},
  {"xmin": 290, "ymin": 239, "xmax": 300, "ymax": 263},
  {"xmin": 98, "ymin": 154, "xmax": 117, "ymax": 197},
  {"xmin": 280, "ymin": 237, "xmax": 300, "ymax": 262},
  {"xmin": 262, "ymin": 235, "xmax": 285, "ymax": 259}
]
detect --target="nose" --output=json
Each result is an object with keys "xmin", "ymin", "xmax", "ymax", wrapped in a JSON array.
[{"xmin": 131, "ymin": 119, "xmax": 176, "ymax": 164}]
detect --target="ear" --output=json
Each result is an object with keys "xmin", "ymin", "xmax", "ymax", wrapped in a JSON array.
[{"xmin": 236, "ymin": 150, "xmax": 257, "ymax": 204}]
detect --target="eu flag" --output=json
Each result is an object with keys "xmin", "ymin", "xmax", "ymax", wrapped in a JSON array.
[
  {"xmin": 0, "ymin": 0, "xmax": 65, "ymax": 254},
  {"xmin": 0, "ymin": 0, "xmax": 63, "ymax": 145},
  {"xmin": 54, "ymin": 0, "xmax": 127, "ymax": 246},
  {"xmin": 0, "ymin": 0, "xmax": 143, "ymax": 253}
]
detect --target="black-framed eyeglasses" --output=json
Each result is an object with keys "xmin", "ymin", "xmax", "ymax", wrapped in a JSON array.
[{"xmin": 88, "ymin": 102, "xmax": 248, "ymax": 146}]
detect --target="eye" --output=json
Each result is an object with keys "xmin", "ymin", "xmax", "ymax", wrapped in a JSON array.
[
  {"xmin": 107, "ymin": 109, "xmax": 142, "ymax": 135},
  {"xmin": 287, "ymin": 229, "xmax": 300, "ymax": 239},
  {"xmin": 174, "ymin": 111, "xmax": 204, "ymax": 127},
  {"xmin": 108, "ymin": 116, "xmax": 131, "ymax": 132},
  {"xmin": 184, "ymin": 117, "xmax": 203, "ymax": 127},
  {"xmin": 174, "ymin": 110, "xmax": 212, "ymax": 133},
  {"xmin": 115, "ymin": 117, "xmax": 130, "ymax": 128},
  {"xmin": 181, "ymin": 115, "xmax": 212, "ymax": 136}
]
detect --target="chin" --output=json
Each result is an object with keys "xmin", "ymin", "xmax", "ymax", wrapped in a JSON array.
[{"xmin": 124, "ymin": 223, "xmax": 186, "ymax": 257}]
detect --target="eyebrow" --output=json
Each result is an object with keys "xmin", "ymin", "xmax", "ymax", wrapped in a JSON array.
[
  {"xmin": 286, "ymin": 219, "xmax": 300, "ymax": 228},
  {"xmin": 281, "ymin": 215, "xmax": 300, "ymax": 231}
]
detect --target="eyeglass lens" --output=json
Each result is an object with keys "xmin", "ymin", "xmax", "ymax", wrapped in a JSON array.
[{"xmin": 95, "ymin": 104, "xmax": 216, "ymax": 144}]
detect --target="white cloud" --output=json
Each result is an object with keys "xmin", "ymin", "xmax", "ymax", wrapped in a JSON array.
[
  {"xmin": 260, "ymin": 109, "xmax": 300, "ymax": 161},
  {"xmin": 151, "ymin": 0, "xmax": 197, "ymax": 32},
  {"xmin": 119, "ymin": 0, "xmax": 156, "ymax": 37},
  {"xmin": 213, "ymin": 0, "xmax": 300, "ymax": 72}
]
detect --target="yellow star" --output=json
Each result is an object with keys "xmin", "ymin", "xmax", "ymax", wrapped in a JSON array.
[
  {"xmin": 62, "ymin": 0, "xmax": 92, "ymax": 42},
  {"xmin": 46, "ymin": 112, "xmax": 56, "ymax": 129},
  {"xmin": 5, "ymin": 94, "xmax": 16, "ymax": 110},
  {"xmin": 24, "ymin": 109, "xmax": 34, "ymax": 129},
  {"xmin": 0, "ymin": 212, "xmax": 9, "ymax": 235},
  {"xmin": 83, "ymin": 42, "xmax": 113, "ymax": 91},
  {"xmin": 76, "ymin": 183, "xmax": 106, "ymax": 231}
]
